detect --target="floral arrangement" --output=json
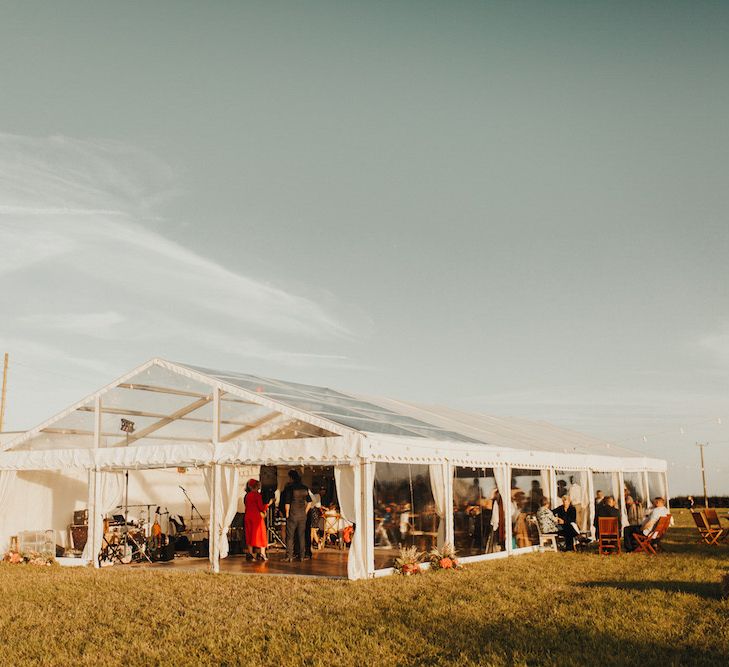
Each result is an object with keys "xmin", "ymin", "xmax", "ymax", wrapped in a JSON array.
[
  {"xmin": 428, "ymin": 543, "xmax": 461, "ymax": 571},
  {"xmin": 393, "ymin": 545, "xmax": 423, "ymax": 575},
  {"xmin": 2, "ymin": 550, "xmax": 56, "ymax": 566}
]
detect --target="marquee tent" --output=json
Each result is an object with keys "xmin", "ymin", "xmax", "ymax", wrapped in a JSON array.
[{"xmin": 0, "ymin": 359, "xmax": 668, "ymax": 579}]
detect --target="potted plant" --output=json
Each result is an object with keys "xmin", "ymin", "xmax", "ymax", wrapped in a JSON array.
[
  {"xmin": 393, "ymin": 545, "xmax": 423, "ymax": 575},
  {"xmin": 428, "ymin": 543, "xmax": 461, "ymax": 571}
]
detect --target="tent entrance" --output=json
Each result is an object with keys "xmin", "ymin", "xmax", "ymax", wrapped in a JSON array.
[{"xmin": 94, "ymin": 465, "xmax": 350, "ymax": 578}]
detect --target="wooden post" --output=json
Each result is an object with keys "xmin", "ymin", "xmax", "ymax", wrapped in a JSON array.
[
  {"xmin": 0, "ymin": 353, "xmax": 8, "ymax": 432},
  {"xmin": 697, "ymin": 443, "xmax": 709, "ymax": 508}
]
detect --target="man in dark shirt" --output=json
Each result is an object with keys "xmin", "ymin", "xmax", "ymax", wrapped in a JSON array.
[
  {"xmin": 280, "ymin": 469, "xmax": 311, "ymax": 562},
  {"xmin": 553, "ymin": 495, "xmax": 578, "ymax": 551},
  {"xmin": 594, "ymin": 495, "xmax": 620, "ymax": 538}
]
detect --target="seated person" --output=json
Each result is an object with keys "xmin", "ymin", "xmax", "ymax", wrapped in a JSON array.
[
  {"xmin": 625, "ymin": 495, "xmax": 642, "ymax": 526},
  {"xmin": 553, "ymin": 495, "xmax": 578, "ymax": 551},
  {"xmin": 623, "ymin": 497, "xmax": 669, "ymax": 552},
  {"xmin": 594, "ymin": 495, "xmax": 620, "ymax": 538},
  {"xmin": 535, "ymin": 497, "xmax": 559, "ymax": 535}
]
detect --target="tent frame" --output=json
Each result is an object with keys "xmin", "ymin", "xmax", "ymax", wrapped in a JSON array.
[{"xmin": 0, "ymin": 359, "xmax": 669, "ymax": 579}]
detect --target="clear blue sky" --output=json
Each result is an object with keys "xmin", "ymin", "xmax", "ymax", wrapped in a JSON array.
[{"xmin": 0, "ymin": 1, "xmax": 727, "ymax": 494}]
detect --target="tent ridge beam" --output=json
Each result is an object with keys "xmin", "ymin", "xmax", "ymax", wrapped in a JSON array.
[
  {"xmin": 122, "ymin": 395, "xmax": 213, "ymax": 446},
  {"xmin": 220, "ymin": 411, "xmax": 281, "ymax": 442}
]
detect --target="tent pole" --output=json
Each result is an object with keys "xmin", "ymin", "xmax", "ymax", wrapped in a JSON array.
[
  {"xmin": 587, "ymin": 470, "xmax": 596, "ymax": 540},
  {"xmin": 504, "ymin": 466, "xmax": 513, "ymax": 555},
  {"xmin": 209, "ymin": 388, "xmax": 221, "ymax": 573},
  {"xmin": 444, "ymin": 461, "xmax": 454, "ymax": 547},
  {"xmin": 91, "ymin": 395, "xmax": 102, "ymax": 568},
  {"xmin": 363, "ymin": 461, "xmax": 375, "ymax": 577},
  {"xmin": 0, "ymin": 352, "xmax": 8, "ymax": 432},
  {"xmin": 618, "ymin": 471, "xmax": 629, "ymax": 528}
]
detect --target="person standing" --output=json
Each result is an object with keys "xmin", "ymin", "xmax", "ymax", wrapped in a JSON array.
[
  {"xmin": 244, "ymin": 479, "xmax": 271, "ymax": 561},
  {"xmin": 553, "ymin": 495, "xmax": 578, "ymax": 551},
  {"xmin": 281, "ymin": 469, "xmax": 311, "ymax": 562},
  {"xmin": 568, "ymin": 476, "xmax": 585, "ymax": 531}
]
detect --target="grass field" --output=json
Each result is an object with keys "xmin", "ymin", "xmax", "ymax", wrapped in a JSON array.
[{"xmin": 1, "ymin": 509, "xmax": 728, "ymax": 666}]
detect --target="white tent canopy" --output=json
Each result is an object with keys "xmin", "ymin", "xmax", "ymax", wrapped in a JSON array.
[{"xmin": 0, "ymin": 358, "xmax": 668, "ymax": 578}]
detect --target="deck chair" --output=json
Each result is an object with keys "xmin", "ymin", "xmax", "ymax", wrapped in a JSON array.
[
  {"xmin": 598, "ymin": 517, "xmax": 620, "ymax": 555},
  {"xmin": 691, "ymin": 511, "xmax": 724, "ymax": 546},
  {"xmin": 704, "ymin": 509, "xmax": 729, "ymax": 542},
  {"xmin": 633, "ymin": 515, "xmax": 671, "ymax": 554}
]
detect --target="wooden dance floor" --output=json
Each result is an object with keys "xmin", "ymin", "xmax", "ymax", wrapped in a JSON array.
[{"xmin": 132, "ymin": 548, "xmax": 350, "ymax": 578}]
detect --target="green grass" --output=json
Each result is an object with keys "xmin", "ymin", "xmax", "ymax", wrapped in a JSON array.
[{"xmin": 2, "ymin": 509, "xmax": 728, "ymax": 666}]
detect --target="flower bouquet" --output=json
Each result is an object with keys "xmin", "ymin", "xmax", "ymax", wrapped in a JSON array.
[
  {"xmin": 427, "ymin": 543, "xmax": 461, "ymax": 571},
  {"xmin": 2, "ymin": 550, "xmax": 55, "ymax": 566},
  {"xmin": 393, "ymin": 545, "xmax": 423, "ymax": 576}
]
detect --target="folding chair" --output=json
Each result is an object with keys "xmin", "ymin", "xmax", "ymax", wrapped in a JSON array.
[
  {"xmin": 633, "ymin": 515, "xmax": 671, "ymax": 555},
  {"xmin": 598, "ymin": 517, "xmax": 620, "ymax": 555},
  {"xmin": 322, "ymin": 513, "xmax": 342, "ymax": 549},
  {"xmin": 690, "ymin": 511, "xmax": 723, "ymax": 546},
  {"xmin": 704, "ymin": 509, "xmax": 729, "ymax": 542}
]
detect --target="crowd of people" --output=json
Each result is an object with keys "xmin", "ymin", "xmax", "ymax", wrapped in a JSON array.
[
  {"xmin": 243, "ymin": 469, "xmax": 670, "ymax": 563},
  {"xmin": 534, "ymin": 483, "xmax": 670, "ymax": 552},
  {"xmin": 241, "ymin": 469, "xmax": 352, "ymax": 563},
  {"xmin": 452, "ymin": 483, "xmax": 505, "ymax": 554}
]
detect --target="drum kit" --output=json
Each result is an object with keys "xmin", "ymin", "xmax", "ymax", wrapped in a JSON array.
[
  {"xmin": 99, "ymin": 505, "xmax": 168, "ymax": 565},
  {"xmin": 98, "ymin": 469, "xmax": 175, "ymax": 566},
  {"xmin": 98, "ymin": 477, "xmax": 211, "ymax": 566}
]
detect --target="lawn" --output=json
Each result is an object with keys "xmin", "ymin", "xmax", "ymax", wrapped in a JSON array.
[{"xmin": 1, "ymin": 509, "xmax": 728, "ymax": 666}]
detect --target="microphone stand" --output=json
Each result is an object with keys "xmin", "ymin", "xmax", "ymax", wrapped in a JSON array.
[{"xmin": 179, "ymin": 485, "xmax": 205, "ymax": 524}]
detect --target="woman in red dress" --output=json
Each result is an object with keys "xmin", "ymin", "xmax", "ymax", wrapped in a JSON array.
[{"xmin": 244, "ymin": 479, "xmax": 270, "ymax": 561}]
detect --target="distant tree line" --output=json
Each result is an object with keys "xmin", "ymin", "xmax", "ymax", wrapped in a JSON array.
[{"xmin": 670, "ymin": 495, "xmax": 729, "ymax": 508}]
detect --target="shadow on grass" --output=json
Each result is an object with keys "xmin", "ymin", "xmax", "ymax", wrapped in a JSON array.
[
  {"xmin": 578, "ymin": 579, "xmax": 721, "ymax": 599},
  {"xmin": 400, "ymin": 609, "xmax": 729, "ymax": 666}
]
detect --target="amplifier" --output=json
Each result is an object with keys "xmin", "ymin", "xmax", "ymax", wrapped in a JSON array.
[
  {"xmin": 73, "ymin": 510, "xmax": 88, "ymax": 526},
  {"xmin": 190, "ymin": 539, "xmax": 209, "ymax": 558},
  {"xmin": 161, "ymin": 542, "xmax": 175, "ymax": 561},
  {"xmin": 70, "ymin": 525, "xmax": 88, "ymax": 551}
]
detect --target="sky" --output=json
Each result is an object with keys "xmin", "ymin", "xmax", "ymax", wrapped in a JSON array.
[{"xmin": 0, "ymin": 1, "xmax": 727, "ymax": 494}]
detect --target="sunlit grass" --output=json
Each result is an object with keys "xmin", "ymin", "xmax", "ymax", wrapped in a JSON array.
[{"xmin": 1, "ymin": 509, "xmax": 728, "ymax": 666}]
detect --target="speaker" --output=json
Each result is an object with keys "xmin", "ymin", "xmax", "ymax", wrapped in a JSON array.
[
  {"xmin": 159, "ymin": 542, "xmax": 175, "ymax": 561},
  {"xmin": 190, "ymin": 539, "xmax": 209, "ymax": 558}
]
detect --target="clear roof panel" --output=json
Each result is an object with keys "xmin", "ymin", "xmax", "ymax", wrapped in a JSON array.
[{"xmin": 185, "ymin": 363, "xmax": 480, "ymax": 443}]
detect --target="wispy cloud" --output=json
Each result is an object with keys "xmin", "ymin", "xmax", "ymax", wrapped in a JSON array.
[
  {"xmin": 0, "ymin": 133, "xmax": 360, "ymax": 426},
  {"xmin": 698, "ymin": 326, "xmax": 729, "ymax": 366}
]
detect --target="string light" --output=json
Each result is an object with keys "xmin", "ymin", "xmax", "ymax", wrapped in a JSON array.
[{"xmin": 613, "ymin": 416, "xmax": 728, "ymax": 446}]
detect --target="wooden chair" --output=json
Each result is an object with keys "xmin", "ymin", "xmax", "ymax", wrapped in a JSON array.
[
  {"xmin": 598, "ymin": 517, "xmax": 620, "ymax": 555},
  {"xmin": 633, "ymin": 515, "xmax": 671, "ymax": 554},
  {"xmin": 691, "ymin": 511, "xmax": 725, "ymax": 546},
  {"xmin": 704, "ymin": 509, "xmax": 729, "ymax": 542}
]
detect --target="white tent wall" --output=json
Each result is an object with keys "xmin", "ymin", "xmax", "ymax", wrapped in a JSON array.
[
  {"xmin": 125, "ymin": 468, "xmax": 211, "ymax": 522},
  {"xmin": 618, "ymin": 472, "xmax": 630, "ymax": 528},
  {"xmin": 428, "ymin": 462, "xmax": 448, "ymax": 547},
  {"xmin": 363, "ymin": 462, "xmax": 375, "ymax": 577},
  {"xmin": 444, "ymin": 462, "xmax": 455, "ymax": 547},
  {"xmin": 587, "ymin": 471, "xmax": 596, "ymax": 539},
  {"xmin": 0, "ymin": 469, "xmax": 87, "ymax": 553}
]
